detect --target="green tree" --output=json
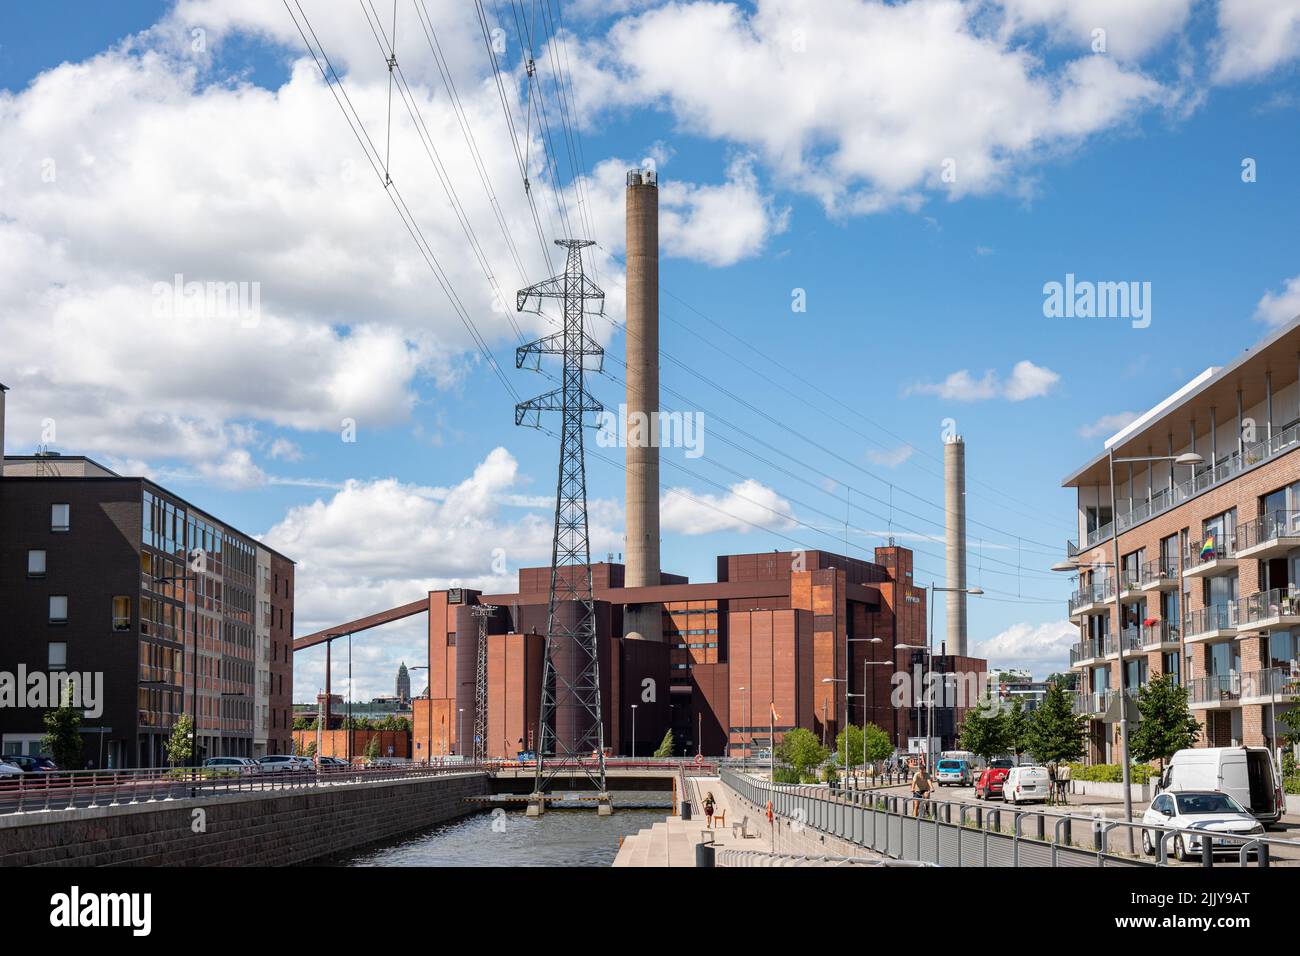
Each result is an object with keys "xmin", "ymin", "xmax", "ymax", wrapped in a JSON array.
[
  {"xmin": 305, "ymin": 740, "xmax": 318, "ymax": 757},
  {"xmin": 1003, "ymin": 697, "xmax": 1031, "ymax": 759},
  {"xmin": 863, "ymin": 722, "xmax": 893, "ymax": 768},
  {"xmin": 775, "ymin": 727, "xmax": 829, "ymax": 783},
  {"xmin": 1278, "ymin": 685, "xmax": 1300, "ymax": 749},
  {"xmin": 1025, "ymin": 683, "xmax": 1085, "ymax": 765},
  {"xmin": 364, "ymin": 734, "xmax": 381, "ymax": 763},
  {"xmin": 42, "ymin": 680, "xmax": 84, "ymax": 769},
  {"xmin": 958, "ymin": 697, "xmax": 1007, "ymax": 761},
  {"xmin": 1130, "ymin": 673, "xmax": 1202, "ymax": 767},
  {"xmin": 165, "ymin": 714, "xmax": 194, "ymax": 767},
  {"xmin": 834, "ymin": 724, "xmax": 865, "ymax": 773},
  {"xmin": 652, "ymin": 729, "xmax": 675, "ymax": 758}
]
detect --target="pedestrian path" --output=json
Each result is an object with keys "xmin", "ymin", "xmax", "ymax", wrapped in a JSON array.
[{"xmin": 612, "ymin": 776, "xmax": 771, "ymax": 867}]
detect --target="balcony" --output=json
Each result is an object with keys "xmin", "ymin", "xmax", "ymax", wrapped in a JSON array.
[
  {"xmin": 1069, "ymin": 579, "xmax": 1114, "ymax": 619},
  {"xmin": 1138, "ymin": 557, "xmax": 1179, "ymax": 592},
  {"xmin": 1070, "ymin": 639, "xmax": 1106, "ymax": 666},
  {"xmin": 1183, "ymin": 604, "xmax": 1237, "ymax": 644},
  {"xmin": 1105, "ymin": 627, "xmax": 1146, "ymax": 659},
  {"xmin": 1182, "ymin": 532, "xmax": 1238, "ymax": 579},
  {"xmin": 1188, "ymin": 674, "xmax": 1241, "ymax": 709},
  {"xmin": 1237, "ymin": 587, "xmax": 1300, "ymax": 633},
  {"xmin": 1074, "ymin": 691, "xmax": 1107, "ymax": 716},
  {"xmin": 1084, "ymin": 421, "xmax": 1300, "ymax": 549},
  {"xmin": 1235, "ymin": 510, "xmax": 1300, "ymax": 560},
  {"xmin": 1141, "ymin": 619, "xmax": 1182, "ymax": 650},
  {"xmin": 1117, "ymin": 570, "xmax": 1143, "ymax": 601}
]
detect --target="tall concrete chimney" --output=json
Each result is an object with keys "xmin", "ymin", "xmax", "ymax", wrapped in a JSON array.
[
  {"xmin": 623, "ymin": 168, "xmax": 662, "ymax": 642},
  {"xmin": 0, "ymin": 382, "xmax": 7, "ymax": 476},
  {"xmin": 944, "ymin": 435, "xmax": 967, "ymax": 657}
]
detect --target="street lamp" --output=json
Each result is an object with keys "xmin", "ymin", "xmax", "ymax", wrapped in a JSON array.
[
  {"xmin": 924, "ymin": 584, "xmax": 984, "ymax": 773},
  {"xmin": 630, "ymin": 704, "xmax": 637, "ymax": 759},
  {"xmin": 1103, "ymin": 449, "xmax": 1202, "ymax": 838},
  {"xmin": 738, "ymin": 686, "xmax": 747, "ymax": 771}
]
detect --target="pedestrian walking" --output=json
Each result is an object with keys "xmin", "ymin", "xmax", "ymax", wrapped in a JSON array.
[
  {"xmin": 1047, "ymin": 761, "xmax": 1058, "ymax": 806},
  {"xmin": 703, "ymin": 791, "xmax": 716, "ymax": 828},
  {"xmin": 910, "ymin": 765, "xmax": 932, "ymax": 817},
  {"xmin": 1057, "ymin": 762, "xmax": 1071, "ymax": 804}
]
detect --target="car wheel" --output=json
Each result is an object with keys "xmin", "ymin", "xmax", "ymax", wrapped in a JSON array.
[
  {"xmin": 1141, "ymin": 829, "xmax": 1154, "ymax": 856},
  {"xmin": 1174, "ymin": 835, "xmax": 1189, "ymax": 862}
]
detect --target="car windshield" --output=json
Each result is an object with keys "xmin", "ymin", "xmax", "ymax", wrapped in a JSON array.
[
  {"xmin": 937, "ymin": 761, "xmax": 961, "ymax": 770},
  {"xmin": 1174, "ymin": 793, "xmax": 1247, "ymax": 815}
]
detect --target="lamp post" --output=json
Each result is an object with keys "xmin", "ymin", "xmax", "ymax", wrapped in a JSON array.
[
  {"xmin": 738, "ymin": 685, "xmax": 748, "ymax": 771},
  {"xmin": 1102, "ymin": 450, "xmax": 1202, "ymax": 838},
  {"xmin": 842, "ymin": 636, "xmax": 883, "ymax": 786},
  {"xmin": 924, "ymin": 584, "xmax": 984, "ymax": 773},
  {"xmin": 630, "ymin": 704, "xmax": 637, "ymax": 759}
]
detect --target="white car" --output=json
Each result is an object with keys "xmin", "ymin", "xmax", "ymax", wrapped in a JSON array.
[
  {"xmin": 256, "ymin": 754, "xmax": 308, "ymax": 773},
  {"xmin": 1003, "ymin": 766, "xmax": 1051, "ymax": 805},
  {"xmin": 0, "ymin": 759, "xmax": 22, "ymax": 778},
  {"xmin": 1141, "ymin": 790, "xmax": 1265, "ymax": 860},
  {"xmin": 204, "ymin": 756, "xmax": 258, "ymax": 775}
]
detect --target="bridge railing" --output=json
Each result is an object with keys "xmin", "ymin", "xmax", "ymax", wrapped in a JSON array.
[
  {"xmin": 0, "ymin": 762, "xmax": 491, "ymax": 816},
  {"xmin": 717, "ymin": 848, "xmax": 936, "ymax": 868},
  {"xmin": 720, "ymin": 768, "xmax": 1299, "ymax": 868}
]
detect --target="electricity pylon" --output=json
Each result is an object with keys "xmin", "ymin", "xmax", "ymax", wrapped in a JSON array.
[
  {"xmin": 471, "ymin": 604, "xmax": 497, "ymax": 763},
  {"xmin": 515, "ymin": 239, "xmax": 608, "ymax": 808}
]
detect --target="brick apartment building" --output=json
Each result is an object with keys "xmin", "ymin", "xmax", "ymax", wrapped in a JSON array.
[
  {"xmin": 1062, "ymin": 317, "xmax": 1300, "ymax": 761},
  {"xmin": 315, "ymin": 544, "xmax": 986, "ymax": 761},
  {"xmin": 0, "ymin": 448, "xmax": 294, "ymax": 768}
]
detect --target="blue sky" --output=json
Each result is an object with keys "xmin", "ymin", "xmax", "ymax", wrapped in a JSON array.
[{"xmin": 2, "ymin": 0, "xmax": 1299, "ymax": 698}]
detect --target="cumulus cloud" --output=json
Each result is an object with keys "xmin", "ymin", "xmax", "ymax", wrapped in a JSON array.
[
  {"xmin": 1253, "ymin": 274, "xmax": 1300, "ymax": 327},
  {"xmin": 1079, "ymin": 411, "xmax": 1140, "ymax": 440},
  {"xmin": 906, "ymin": 360, "xmax": 1059, "ymax": 402},
  {"xmin": 973, "ymin": 620, "xmax": 1077, "ymax": 679},
  {"xmin": 569, "ymin": 0, "xmax": 1168, "ymax": 214},
  {"xmin": 660, "ymin": 479, "xmax": 796, "ymax": 535},
  {"xmin": 1212, "ymin": 0, "xmax": 1300, "ymax": 83},
  {"xmin": 996, "ymin": 0, "xmax": 1194, "ymax": 60},
  {"xmin": 867, "ymin": 444, "xmax": 915, "ymax": 468}
]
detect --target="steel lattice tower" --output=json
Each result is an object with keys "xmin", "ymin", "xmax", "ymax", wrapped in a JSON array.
[
  {"xmin": 515, "ymin": 239, "xmax": 608, "ymax": 804},
  {"xmin": 471, "ymin": 604, "xmax": 497, "ymax": 763}
]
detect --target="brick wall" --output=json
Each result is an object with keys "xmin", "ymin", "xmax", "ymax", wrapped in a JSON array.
[{"xmin": 0, "ymin": 772, "xmax": 488, "ymax": 866}]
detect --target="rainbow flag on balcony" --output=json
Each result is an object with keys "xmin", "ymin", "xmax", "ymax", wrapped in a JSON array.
[{"xmin": 1200, "ymin": 533, "xmax": 1216, "ymax": 560}]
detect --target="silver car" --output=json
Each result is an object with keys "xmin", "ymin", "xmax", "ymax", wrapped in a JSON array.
[{"xmin": 1141, "ymin": 790, "xmax": 1265, "ymax": 860}]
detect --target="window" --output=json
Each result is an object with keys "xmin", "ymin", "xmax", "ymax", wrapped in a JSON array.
[
  {"xmin": 50, "ymin": 503, "xmax": 70, "ymax": 532},
  {"xmin": 48, "ymin": 642, "xmax": 67, "ymax": 669},
  {"xmin": 27, "ymin": 550, "xmax": 46, "ymax": 577},
  {"xmin": 112, "ymin": 596, "xmax": 131, "ymax": 632},
  {"xmin": 49, "ymin": 595, "xmax": 68, "ymax": 623}
]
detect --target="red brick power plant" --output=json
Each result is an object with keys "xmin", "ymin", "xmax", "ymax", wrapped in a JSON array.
[{"xmin": 294, "ymin": 170, "xmax": 984, "ymax": 760}]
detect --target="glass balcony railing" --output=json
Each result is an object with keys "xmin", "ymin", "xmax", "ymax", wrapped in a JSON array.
[
  {"xmin": 1069, "ymin": 578, "xmax": 1114, "ymax": 612},
  {"xmin": 1236, "ymin": 510, "xmax": 1300, "ymax": 552},
  {"xmin": 1188, "ymin": 673, "xmax": 1240, "ymax": 707},
  {"xmin": 1117, "ymin": 568, "xmax": 1142, "ymax": 594},
  {"xmin": 1237, "ymin": 667, "xmax": 1300, "ymax": 701},
  {"xmin": 1238, "ymin": 587, "xmax": 1300, "ymax": 627},
  {"xmin": 1183, "ymin": 603, "xmax": 1237, "ymax": 638},
  {"xmin": 1184, "ymin": 530, "xmax": 1237, "ymax": 568},
  {"xmin": 1106, "ymin": 627, "xmax": 1145, "ymax": 656},
  {"xmin": 1139, "ymin": 556, "xmax": 1178, "ymax": 586},
  {"xmin": 1074, "ymin": 691, "xmax": 1107, "ymax": 715},
  {"xmin": 1070, "ymin": 639, "xmax": 1105, "ymax": 665},
  {"xmin": 1142, "ymin": 619, "xmax": 1181, "ymax": 646},
  {"xmin": 1085, "ymin": 422, "xmax": 1300, "ymax": 548}
]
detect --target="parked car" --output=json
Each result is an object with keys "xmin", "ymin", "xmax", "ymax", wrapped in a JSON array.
[
  {"xmin": 974, "ymin": 767, "xmax": 1010, "ymax": 800},
  {"xmin": 935, "ymin": 759, "xmax": 972, "ymax": 787},
  {"xmin": 203, "ymin": 757, "xmax": 258, "ymax": 775},
  {"xmin": 1003, "ymin": 766, "xmax": 1051, "ymax": 805},
  {"xmin": 1159, "ymin": 747, "xmax": 1283, "ymax": 828},
  {"xmin": 0, "ymin": 755, "xmax": 58, "ymax": 773},
  {"xmin": 1141, "ymin": 790, "xmax": 1265, "ymax": 860},
  {"xmin": 256, "ymin": 754, "xmax": 307, "ymax": 773},
  {"xmin": 316, "ymin": 756, "xmax": 349, "ymax": 769},
  {"xmin": 989, "ymin": 757, "xmax": 1015, "ymax": 770},
  {"xmin": 0, "ymin": 759, "xmax": 23, "ymax": 778},
  {"xmin": 296, "ymin": 756, "xmax": 316, "ymax": 771}
]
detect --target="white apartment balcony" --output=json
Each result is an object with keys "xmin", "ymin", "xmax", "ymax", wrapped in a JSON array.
[
  {"xmin": 1188, "ymin": 673, "xmax": 1241, "ymax": 709},
  {"xmin": 1235, "ymin": 510, "xmax": 1300, "ymax": 561},
  {"xmin": 1070, "ymin": 639, "xmax": 1106, "ymax": 667},
  {"xmin": 1117, "ymin": 570, "xmax": 1143, "ymax": 602},
  {"xmin": 1238, "ymin": 667, "xmax": 1300, "ymax": 704},
  {"xmin": 1236, "ymin": 587, "xmax": 1300, "ymax": 633},
  {"xmin": 1141, "ymin": 619, "xmax": 1181, "ymax": 651},
  {"xmin": 1068, "ymin": 579, "xmax": 1114, "ymax": 620},
  {"xmin": 1074, "ymin": 690, "xmax": 1107, "ymax": 716},
  {"xmin": 1182, "ymin": 532, "xmax": 1238, "ymax": 579},
  {"xmin": 1183, "ymin": 604, "xmax": 1238, "ymax": 644},
  {"xmin": 1138, "ymin": 557, "xmax": 1179, "ymax": 592},
  {"xmin": 1105, "ymin": 627, "xmax": 1146, "ymax": 659},
  {"xmin": 1083, "ymin": 421, "xmax": 1300, "ymax": 549}
]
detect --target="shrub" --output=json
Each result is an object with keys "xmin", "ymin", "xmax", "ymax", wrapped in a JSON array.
[{"xmin": 1066, "ymin": 761, "xmax": 1159, "ymax": 783}]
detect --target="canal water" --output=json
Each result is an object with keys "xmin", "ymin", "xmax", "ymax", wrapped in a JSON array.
[{"xmin": 333, "ymin": 792, "xmax": 671, "ymax": 867}]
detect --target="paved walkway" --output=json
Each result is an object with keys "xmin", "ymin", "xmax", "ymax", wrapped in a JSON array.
[{"xmin": 612, "ymin": 776, "xmax": 770, "ymax": 867}]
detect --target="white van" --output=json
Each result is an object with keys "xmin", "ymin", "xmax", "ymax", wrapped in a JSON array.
[
  {"xmin": 1004, "ymin": 766, "xmax": 1051, "ymax": 805},
  {"xmin": 1159, "ymin": 747, "xmax": 1283, "ymax": 828}
]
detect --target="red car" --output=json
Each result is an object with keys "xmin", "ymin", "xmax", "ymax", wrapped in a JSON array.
[{"xmin": 974, "ymin": 767, "xmax": 1009, "ymax": 800}]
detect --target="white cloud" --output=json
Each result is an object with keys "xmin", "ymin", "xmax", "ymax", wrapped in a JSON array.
[
  {"xmin": 866, "ymin": 444, "xmax": 915, "ymax": 468},
  {"xmin": 973, "ymin": 620, "xmax": 1077, "ymax": 680},
  {"xmin": 1253, "ymin": 274, "xmax": 1300, "ymax": 327},
  {"xmin": 906, "ymin": 360, "xmax": 1059, "ymax": 402},
  {"xmin": 571, "ymin": 0, "xmax": 1167, "ymax": 214},
  {"xmin": 1079, "ymin": 411, "xmax": 1140, "ymax": 440},
  {"xmin": 996, "ymin": 0, "xmax": 1194, "ymax": 60},
  {"xmin": 660, "ymin": 479, "xmax": 796, "ymax": 535},
  {"xmin": 1212, "ymin": 0, "xmax": 1300, "ymax": 83}
]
